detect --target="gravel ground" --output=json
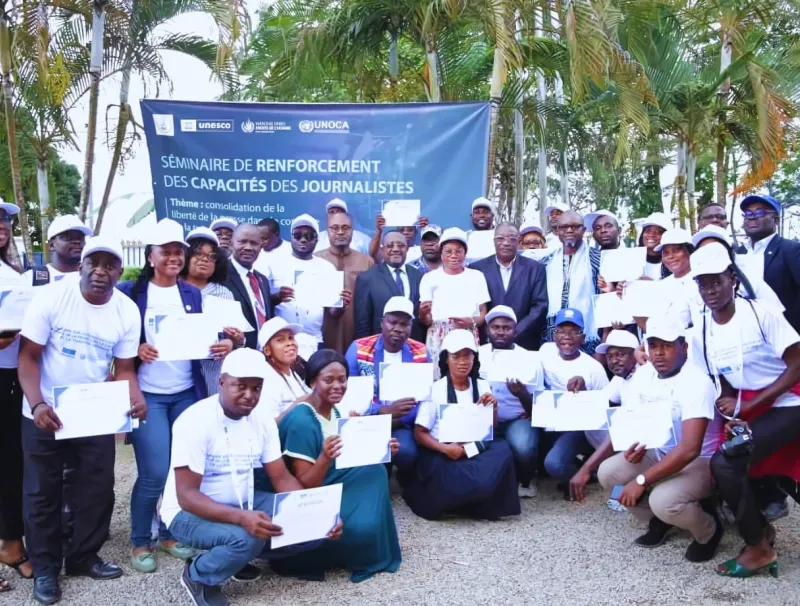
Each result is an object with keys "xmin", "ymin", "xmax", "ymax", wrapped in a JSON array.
[{"xmin": 2, "ymin": 443, "xmax": 799, "ymax": 606}]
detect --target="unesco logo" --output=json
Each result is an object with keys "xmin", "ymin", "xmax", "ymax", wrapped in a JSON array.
[
  {"xmin": 241, "ymin": 119, "xmax": 255, "ymax": 133},
  {"xmin": 299, "ymin": 120, "xmax": 314, "ymax": 133}
]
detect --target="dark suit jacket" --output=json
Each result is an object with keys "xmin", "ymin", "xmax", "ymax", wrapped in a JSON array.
[
  {"xmin": 471, "ymin": 253, "xmax": 548, "ymax": 349},
  {"xmin": 223, "ymin": 259, "xmax": 272, "ymax": 349},
  {"xmin": 754, "ymin": 235, "xmax": 800, "ymax": 332},
  {"xmin": 354, "ymin": 263, "xmax": 426, "ymax": 343}
]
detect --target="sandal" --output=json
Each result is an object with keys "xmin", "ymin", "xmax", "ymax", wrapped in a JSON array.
[
  {"xmin": 715, "ymin": 556, "xmax": 779, "ymax": 578},
  {"xmin": 0, "ymin": 555, "xmax": 33, "ymax": 580}
]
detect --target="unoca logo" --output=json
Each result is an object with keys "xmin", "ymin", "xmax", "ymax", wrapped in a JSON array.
[{"xmin": 299, "ymin": 120, "xmax": 314, "ymax": 133}]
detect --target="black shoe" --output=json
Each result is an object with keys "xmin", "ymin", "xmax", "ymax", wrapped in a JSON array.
[
  {"xmin": 65, "ymin": 559, "xmax": 123, "ymax": 580},
  {"xmin": 633, "ymin": 517, "xmax": 674, "ymax": 548},
  {"xmin": 685, "ymin": 518, "xmax": 724, "ymax": 562},
  {"xmin": 33, "ymin": 576, "xmax": 61, "ymax": 605},
  {"xmin": 181, "ymin": 562, "xmax": 229, "ymax": 606},
  {"xmin": 232, "ymin": 563, "xmax": 263, "ymax": 583}
]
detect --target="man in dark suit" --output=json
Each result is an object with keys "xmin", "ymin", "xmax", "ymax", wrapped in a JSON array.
[
  {"xmin": 354, "ymin": 230, "xmax": 426, "ymax": 343},
  {"xmin": 470, "ymin": 222, "xmax": 548, "ymax": 349},
  {"xmin": 224, "ymin": 223, "xmax": 272, "ymax": 349}
]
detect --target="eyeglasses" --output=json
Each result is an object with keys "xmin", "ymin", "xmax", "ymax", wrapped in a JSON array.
[
  {"xmin": 493, "ymin": 236, "xmax": 519, "ymax": 244},
  {"xmin": 0, "ymin": 216, "xmax": 11, "ymax": 224},
  {"xmin": 328, "ymin": 225, "xmax": 352, "ymax": 234},
  {"xmin": 742, "ymin": 209, "xmax": 776, "ymax": 220},
  {"xmin": 194, "ymin": 253, "xmax": 219, "ymax": 263},
  {"xmin": 555, "ymin": 328, "xmax": 584, "ymax": 338},
  {"xmin": 292, "ymin": 231, "xmax": 317, "ymax": 242},
  {"xmin": 702, "ymin": 213, "xmax": 727, "ymax": 222},
  {"xmin": 557, "ymin": 223, "xmax": 584, "ymax": 233}
]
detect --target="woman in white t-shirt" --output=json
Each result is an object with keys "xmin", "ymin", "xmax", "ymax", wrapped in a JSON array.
[
  {"xmin": 418, "ymin": 228, "xmax": 490, "ymax": 379},
  {"xmin": 258, "ymin": 317, "xmax": 310, "ymax": 421},
  {"xmin": 656, "ymin": 228, "xmax": 697, "ymax": 328},
  {"xmin": 0, "ymin": 201, "xmax": 33, "ymax": 583},
  {"xmin": 118, "ymin": 219, "xmax": 233, "ymax": 573},
  {"xmin": 690, "ymin": 243, "xmax": 800, "ymax": 578},
  {"xmin": 402, "ymin": 330, "xmax": 520, "ymax": 521}
]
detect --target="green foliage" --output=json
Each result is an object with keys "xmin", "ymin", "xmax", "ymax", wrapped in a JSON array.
[{"xmin": 121, "ymin": 266, "xmax": 142, "ymax": 282}]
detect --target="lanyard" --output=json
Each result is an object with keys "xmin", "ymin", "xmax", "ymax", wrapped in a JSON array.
[{"xmin": 222, "ymin": 417, "xmax": 255, "ymax": 511}]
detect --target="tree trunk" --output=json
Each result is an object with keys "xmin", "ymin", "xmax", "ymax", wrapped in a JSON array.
[
  {"xmin": 423, "ymin": 37, "xmax": 441, "ymax": 102},
  {"xmin": 79, "ymin": 2, "xmax": 106, "ymax": 221},
  {"xmin": 535, "ymin": 7, "xmax": 548, "ymax": 227},
  {"xmin": 686, "ymin": 150, "xmax": 697, "ymax": 233},
  {"xmin": 554, "ymin": 71, "xmax": 568, "ymax": 206},
  {"xmin": 0, "ymin": 12, "xmax": 32, "ymax": 262},
  {"xmin": 715, "ymin": 133, "xmax": 726, "ymax": 213},
  {"xmin": 37, "ymin": 162, "xmax": 51, "ymax": 261},
  {"xmin": 716, "ymin": 26, "xmax": 732, "ymax": 208},
  {"xmin": 676, "ymin": 139, "xmax": 686, "ymax": 228}
]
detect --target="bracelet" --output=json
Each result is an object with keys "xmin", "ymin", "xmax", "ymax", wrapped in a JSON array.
[{"xmin": 30, "ymin": 401, "xmax": 48, "ymax": 415}]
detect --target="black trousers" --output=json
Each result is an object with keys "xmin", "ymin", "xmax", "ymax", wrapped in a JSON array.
[
  {"xmin": 22, "ymin": 418, "xmax": 116, "ymax": 577},
  {"xmin": 710, "ymin": 405, "xmax": 800, "ymax": 546},
  {"xmin": 0, "ymin": 368, "xmax": 23, "ymax": 540}
]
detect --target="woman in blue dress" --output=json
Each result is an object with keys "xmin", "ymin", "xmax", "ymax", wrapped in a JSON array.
[{"xmin": 275, "ymin": 349, "xmax": 402, "ymax": 582}]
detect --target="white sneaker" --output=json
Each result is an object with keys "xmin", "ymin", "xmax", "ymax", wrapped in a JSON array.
[{"xmin": 518, "ymin": 481, "xmax": 539, "ymax": 498}]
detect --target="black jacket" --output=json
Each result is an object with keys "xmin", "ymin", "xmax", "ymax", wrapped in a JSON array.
[
  {"xmin": 743, "ymin": 235, "xmax": 800, "ymax": 332},
  {"xmin": 354, "ymin": 263, "xmax": 426, "ymax": 343},
  {"xmin": 223, "ymin": 259, "xmax": 273, "ymax": 349}
]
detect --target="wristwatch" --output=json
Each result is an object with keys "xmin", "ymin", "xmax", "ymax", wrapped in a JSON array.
[{"xmin": 635, "ymin": 474, "xmax": 647, "ymax": 487}]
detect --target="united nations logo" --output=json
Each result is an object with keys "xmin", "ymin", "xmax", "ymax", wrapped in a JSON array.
[
  {"xmin": 241, "ymin": 119, "xmax": 255, "ymax": 133},
  {"xmin": 299, "ymin": 120, "xmax": 314, "ymax": 133}
]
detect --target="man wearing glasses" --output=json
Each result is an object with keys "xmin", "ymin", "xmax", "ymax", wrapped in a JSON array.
[{"xmin": 470, "ymin": 223, "xmax": 548, "ymax": 349}]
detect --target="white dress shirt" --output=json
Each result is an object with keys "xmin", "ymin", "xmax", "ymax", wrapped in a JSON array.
[
  {"xmin": 495, "ymin": 256, "xmax": 515, "ymax": 291},
  {"xmin": 231, "ymin": 257, "xmax": 261, "ymax": 319},
  {"xmin": 743, "ymin": 232, "xmax": 777, "ymax": 259},
  {"xmin": 386, "ymin": 264, "xmax": 411, "ymax": 299}
]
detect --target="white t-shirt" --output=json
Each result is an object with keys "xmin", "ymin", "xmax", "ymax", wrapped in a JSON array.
[
  {"xmin": 253, "ymin": 240, "xmax": 292, "ymax": 277},
  {"xmin": 416, "ymin": 376, "xmax": 492, "ymax": 441},
  {"xmin": 692, "ymin": 298, "xmax": 800, "ymax": 408},
  {"xmin": 20, "ymin": 277, "xmax": 140, "ymax": 419},
  {"xmin": 271, "ymin": 255, "xmax": 336, "ymax": 342},
  {"xmin": 383, "ymin": 349, "xmax": 403, "ymax": 365},
  {"xmin": 0, "ymin": 260, "xmax": 23, "ymax": 369},
  {"xmin": 160, "ymin": 395, "xmax": 282, "ymax": 527},
  {"xmin": 604, "ymin": 365, "xmax": 650, "ymax": 405},
  {"xmin": 24, "ymin": 264, "xmax": 69, "ymax": 286},
  {"xmin": 626, "ymin": 362, "xmax": 721, "ymax": 457},
  {"xmin": 539, "ymin": 342, "xmax": 609, "ymax": 391},
  {"xmin": 644, "ymin": 261, "xmax": 662, "ymax": 280},
  {"xmin": 419, "ymin": 267, "xmax": 491, "ymax": 319},
  {"xmin": 406, "ymin": 246, "xmax": 422, "ymax": 264},
  {"xmin": 253, "ymin": 363, "xmax": 310, "ymax": 420},
  {"xmin": 478, "ymin": 343, "xmax": 544, "ymax": 422},
  {"xmin": 138, "ymin": 283, "xmax": 193, "ymax": 395}
]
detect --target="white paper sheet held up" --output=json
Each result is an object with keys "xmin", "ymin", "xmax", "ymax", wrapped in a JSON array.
[
  {"xmin": 593, "ymin": 292, "xmax": 634, "ymax": 328},
  {"xmin": 486, "ymin": 350, "xmax": 542, "ymax": 387},
  {"xmin": 600, "ymin": 247, "xmax": 647, "ymax": 283},
  {"xmin": 271, "ymin": 484, "xmax": 343, "ymax": 549},
  {"xmin": 294, "ymin": 270, "xmax": 344, "ymax": 308},
  {"xmin": 622, "ymin": 280, "xmax": 669, "ymax": 318},
  {"xmin": 336, "ymin": 414, "xmax": 392, "ymax": 469},
  {"xmin": 382, "ymin": 199, "xmax": 420, "ymax": 227},
  {"xmin": 437, "ymin": 404, "xmax": 494, "ymax": 443},
  {"xmin": 152, "ymin": 314, "xmax": 219, "ymax": 360},
  {"xmin": 466, "ymin": 230, "xmax": 495, "ymax": 260},
  {"xmin": 550, "ymin": 391, "xmax": 610, "ymax": 431},
  {"xmin": 295, "ymin": 333, "xmax": 318, "ymax": 362},
  {"xmin": 334, "ymin": 376, "xmax": 375, "ymax": 417},
  {"xmin": 0, "ymin": 285, "xmax": 34, "ymax": 331},
  {"xmin": 431, "ymin": 289, "xmax": 478, "ymax": 321},
  {"xmin": 53, "ymin": 381, "xmax": 132, "ymax": 441},
  {"xmin": 202, "ymin": 295, "xmax": 254, "ymax": 332},
  {"xmin": 378, "ymin": 362, "xmax": 433, "ymax": 401},
  {"xmin": 607, "ymin": 405, "xmax": 676, "ymax": 451},
  {"xmin": 530, "ymin": 391, "xmax": 562, "ymax": 428}
]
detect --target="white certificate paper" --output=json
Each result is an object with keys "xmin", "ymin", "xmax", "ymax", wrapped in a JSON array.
[
  {"xmin": 382, "ymin": 199, "xmax": 420, "ymax": 227},
  {"xmin": 152, "ymin": 314, "xmax": 219, "ymax": 360},
  {"xmin": 600, "ymin": 247, "xmax": 646, "ymax": 283},
  {"xmin": 622, "ymin": 280, "xmax": 669, "ymax": 318},
  {"xmin": 271, "ymin": 484, "xmax": 343, "ymax": 549},
  {"xmin": 378, "ymin": 362, "xmax": 433, "ymax": 401},
  {"xmin": 593, "ymin": 292, "xmax": 634, "ymax": 328},
  {"xmin": 607, "ymin": 405, "xmax": 676, "ymax": 451},
  {"xmin": 467, "ymin": 230, "xmax": 495, "ymax": 260},
  {"xmin": 52, "ymin": 381, "xmax": 132, "ymax": 441},
  {"xmin": 431, "ymin": 289, "xmax": 477, "ymax": 321},
  {"xmin": 336, "ymin": 415, "xmax": 392, "ymax": 469},
  {"xmin": 202, "ymin": 295, "xmax": 254, "ymax": 332},
  {"xmin": 0, "ymin": 285, "xmax": 34, "ymax": 330},
  {"xmin": 438, "ymin": 403, "xmax": 494, "ymax": 443},
  {"xmin": 294, "ymin": 270, "xmax": 344, "ymax": 308},
  {"xmin": 550, "ymin": 391, "xmax": 610, "ymax": 431},
  {"xmin": 335, "ymin": 376, "xmax": 375, "ymax": 417},
  {"xmin": 486, "ymin": 350, "xmax": 541, "ymax": 387},
  {"xmin": 530, "ymin": 390, "xmax": 562, "ymax": 428}
]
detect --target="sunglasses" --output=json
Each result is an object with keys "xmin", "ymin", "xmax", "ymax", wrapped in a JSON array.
[{"xmin": 742, "ymin": 209, "xmax": 776, "ymax": 220}]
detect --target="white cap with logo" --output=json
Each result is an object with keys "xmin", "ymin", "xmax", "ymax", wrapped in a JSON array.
[
  {"xmin": 439, "ymin": 227, "xmax": 468, "ymax": 249},
  {"xmin": 421, "ymin": 224, "xmax": 442, "ymax": 239},
  {"xmin": 186, "ymin": 226, "xmax": 219, "ymax": 245},
  {"xmin": 471, "ymin": 197, "xmax": 495, "ymax": 212},
  {"xmin": 645, "ymin": 317, "xmax": 685, "ymax": 343},
  {"xmin": 596, "ymin": 330, "xmax": 640, "ymax": 354},
  {"xmin": 544, "ymin": 202, "xmax": 569, "ymax": 216},
  {"xmin": 583, "ymin": 209, "xmax": 617, "ymax": 231},
  {"xmin": 258, "ymin": 317, "xmax": 303, "ymax": 350},
  {"xmin": 519, "ymin": 222, "xmax": 544, "ymax": 237},
  {"xmin": 220, "ymin": 348, "xmax": 270, "ymax": 379},
  {"xmin": 654, "ymin": 227, "xmax": 692, "ymax": 252},
  {"xmin": 0, "ymin": 197, "xmax": 20, "ymax": 216},
  {"xmin": 290, "ymin": 213, "xmax": 319, "ymax": 234},
  {"xmin": 326, "ymin": 198, "xmax": 348, "ymax": 213},
  {"xmin": 485, "ymin": 305, "xmax": 517, "ymax": 325},
  {"xmin": 383, "ymin": 296, "xmax": 414, "ymax": 319},
  {"xmin": 441, "ymin": 329, "xmax": 478, "ymax": 353},
  {"xmin": 81, "ymin": 235, "xmax": 123, "ymax": 263},
  {"xmin": 691, "ymin": 224, "xmax": 732, "ymax": 248},
  {"xmin": 48, "ymin": 215, "xmax": 93, "ymax": 241},
  {"xmin": 641, "ymin": 212, "xmax": 672, "ymax": 232},
  {"xmin": 690, "ymin": 242, "xmax": 731, "ymax": 278},
  {"xmin": 210, "ymin": 217, "xmax": 238, "ymax": 231},
  {"xmin": 148, "ymin": 218, "xmax": 188, "ymax": 247}
]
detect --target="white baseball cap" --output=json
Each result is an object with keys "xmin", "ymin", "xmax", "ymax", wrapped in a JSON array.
[
  {"xmin": 220, "ymin": 348, "xmax": 270, "ymax": 379},
  {"xmin": 0, "ymin": 198, "xmax": 19, "ymax": 216},
  {"xmin": 421, "ymin": 224, "xmax": 442, "ymax": 239},
  {"xmin": 596, "ymin": 330, "xmax": 640, "ymax": 354},
  {"xmin": 210, "ymin": 217, "xmax": 238, "ymax": 231},
  {"xmin": 584, "ymin": 209, "xmax": 617, "ymax": 231},
  {"xmin": 654, "ymin": 227, "xmax": 692, "ymax": 252},
  {"xmin": 645, "ymin": 317, "xmax": 685, "ymax": 343},
  {"xmin": 326, "ymin": 198, "xmax": 348, "ymax": 213},
  {"xmin": 519, "ymin": 222, "xmax": 544, "ymax": 237},
  {"xmin": 439, "ymin": 227, "xmax": 468, "ymax": 249},
  {"xmin": 383, "ymin": 296, "xmax": 414, "ymax": 319},
  {"xmin": 148, "ymin": 218, "xmax": 188, "ymax": 247},
  {"xmin": 641, "ymin": 212, "xmax": 672, "ymax": 232},
  {"xmin": 81, "ymin": 235, "xmax": 123, "ymax": 262},
  {"xmin": 186, "ymin": 226, "xmax": 219, "ymax": 245},
  {"xmin": 691, "ymin": 224, "xmax": 732, "ymax": 248},
  {"xmin": 441, "ymin": 329, "xmax": 478, "ymax": 353},
  {"xmin": 471, "ymin": 197, "xmax": 495, "ymax": 212},
  {"xmin": 47, "ymin": 215, "xmax": 93, "ymax": 240},
  {"xmin": 544, "ymin": 202, "xmax": 569, "ymax": 215},
  {"xmin": 485, "ymin": 305, "xmax": 517, "ymax": 325},
  {"xmin": 690, "ymin": 241, "xmax": 732, "ymax": 278},
  {"xmin": 258, "ymin": 317, "xmax": 303, "ymax": 350},
  {"xmin": 290, "ymin": 213, "xmax": 319, "ymax": 234}
]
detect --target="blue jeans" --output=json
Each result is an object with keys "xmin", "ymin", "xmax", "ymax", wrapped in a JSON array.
[
  {"xmin": 130, "ymin": 388, "xmax": 196, "ymax": 547},
  {"xmin": 169, "ymin": 491, "xmax": 323, "ymax": 586},
  {"xmin": 392, "ymin": 427, "xmax": 418, "ymax": 471},
  {"xmin": 496, "ymin": 419, "xmax": 540, "ymax": 486},
  {"xmin": 543, "ymin": 431, "xmax": 591, "ymax": 482}
]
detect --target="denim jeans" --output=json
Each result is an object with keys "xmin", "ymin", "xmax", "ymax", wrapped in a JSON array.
[
  {"xmin": 392, "ymin": 427, "xmax": 418, "ymax": 471},
  {"xmin": 130, "ymin": 388, "xmax": 196, "ymax": 547},
  {"xmin": 169, "ymin": 491, "xmax": 323, "ymax": 586},
  {"xmin": 543, "ymin": 431, "xmax": 591, "ymax": 482},
  {"xmin": 496, "ymin": 419, "xmax": 540, "ymax": 486}
]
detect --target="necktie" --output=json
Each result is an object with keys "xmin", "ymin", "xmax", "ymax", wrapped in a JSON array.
[
  {"xmin": 247, "ymin": 271, "xmax": 267, "ymax": 328},
  {"xmin": 394, "ymin": 268, "xmax": 405, "ymax": 296}
]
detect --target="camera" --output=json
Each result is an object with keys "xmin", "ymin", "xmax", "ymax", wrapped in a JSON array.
[{"xmin": 720, "ymin": 423, "xmax": 754, "ymax": 458}]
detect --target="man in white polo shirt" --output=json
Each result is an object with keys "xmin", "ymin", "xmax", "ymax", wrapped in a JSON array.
[
  {"xmin": 163, "ymin": 349, "xmax": 341, "ymax": 606},
  {"xmin": 25, "ymin": 215, "xmax": 93, "ymax": 286},
  {"xmin": 18, "ymin": 235, "xmax": 145, "ymax": 604}
]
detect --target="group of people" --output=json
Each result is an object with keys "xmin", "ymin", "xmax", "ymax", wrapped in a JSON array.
[{"xmin": 0, "ymin": 191, "xmax": 799, "ymax": 606}]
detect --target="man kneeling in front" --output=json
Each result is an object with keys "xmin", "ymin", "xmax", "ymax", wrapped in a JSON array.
[{"xmin": 160, "ymin": 349, "xmax": 342, "ymax": 606}]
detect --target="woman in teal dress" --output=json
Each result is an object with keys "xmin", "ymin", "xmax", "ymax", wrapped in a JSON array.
[{"xmin": 274, "ymin": 349, "xmax": 402, "ymax": 582}]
